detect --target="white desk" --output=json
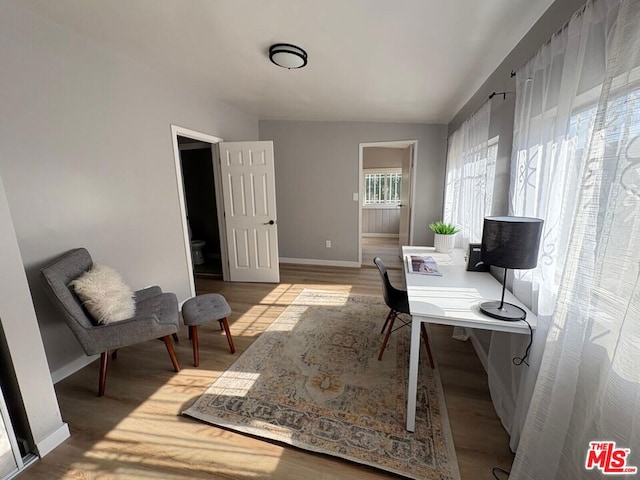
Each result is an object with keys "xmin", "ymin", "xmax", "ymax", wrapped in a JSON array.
[{"xmin": 403, "ymin": 246, "xmax": 536, "ymax": 432}]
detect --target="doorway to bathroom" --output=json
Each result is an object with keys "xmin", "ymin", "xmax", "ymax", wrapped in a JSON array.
[
  {"xmin": 177, "ymin": 135, "xmax": 223, "ymax": 278},
  {"xmin": 171, "ymin": 125, "xmax": 281, "ymax": 289}
]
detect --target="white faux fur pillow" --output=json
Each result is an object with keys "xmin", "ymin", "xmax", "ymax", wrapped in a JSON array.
[{"xmin": 70, "ymin": 264, "xmax": 136, "ymax": 324}]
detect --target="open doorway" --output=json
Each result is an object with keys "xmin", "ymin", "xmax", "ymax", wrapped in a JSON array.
[
  {"xmin": 170, "ymin": 125, "xmax": 226, "ymax": 295},
  {"xmin": 178, "ymin": 137, "xmax": 223, "ymax": 277},
  {"xmin": 358, "ymin": 141, "xmax": 417, "ymax": 269},
  {"xmin": 171, "ymin": 126, "xmax": 280, "ymax": 286}
]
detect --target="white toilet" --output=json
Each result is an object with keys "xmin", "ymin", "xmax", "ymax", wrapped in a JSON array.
[
  {"xmin": 191, "ymin": 240, "xmax": 206, "ymax": 265},
  {"xmin": 187, "ymin": 221, "xmax": 206, "ymax": 265}
]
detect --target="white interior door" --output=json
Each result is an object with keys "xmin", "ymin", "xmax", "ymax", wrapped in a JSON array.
[
  {"xmin": 218, "ymin": 141, "xmax": 280, "ymax": 283},
  {"xmin": 398, "ymin": 145, "xmax": 413, "ymax": 249}
]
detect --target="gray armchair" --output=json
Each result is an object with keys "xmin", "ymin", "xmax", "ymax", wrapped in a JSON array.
[{"xmin": 40, "ymin": 248, "xmax": 181, "ymax": 396}]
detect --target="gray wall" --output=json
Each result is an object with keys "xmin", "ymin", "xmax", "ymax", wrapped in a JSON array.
[
  {"xmin": 362, "ymin": 147, "xmax": 404, "ymax": 169},
  {"xmin": 448, "ymin": 0, "xmax": 587, "ymax": 134},
  {"xmin": 0, "ymin": 171, "xmax": 68, "ymax": 455},
  {"xmin": 0, "ymin": 3, "xmax": 258, "ymax": 379},
  {"xmin": 259, "ymin": 121, "xmax": 447, "ymax": 262}
]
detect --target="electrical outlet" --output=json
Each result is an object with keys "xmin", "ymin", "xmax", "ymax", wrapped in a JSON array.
[{"xmin": 325, "ymin": 240, "xmax": 332, "ymax": 248}]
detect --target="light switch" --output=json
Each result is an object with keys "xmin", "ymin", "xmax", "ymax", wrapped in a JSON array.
[{"xmin": 353, "ymin": 193, "xmax": 359, "ymax": 201}]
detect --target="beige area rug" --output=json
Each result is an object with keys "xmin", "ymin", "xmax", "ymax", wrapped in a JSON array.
[{"xmin": 183, "ymin": 290, "xmax": 460, "ymax": 480}]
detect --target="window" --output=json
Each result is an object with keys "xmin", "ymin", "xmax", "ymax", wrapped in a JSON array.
[
  {"xmin": 363, "ymin": 169, "xmax": 402, "ymax": 206},
  {"xmin": 443, "ymin": 101, "xmax": 494, "ymax": 247}
]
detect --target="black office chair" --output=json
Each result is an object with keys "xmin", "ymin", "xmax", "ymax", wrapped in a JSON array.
[{"xmin": 373, "ymin": 257, "xmax": 434, "ymax": 367}]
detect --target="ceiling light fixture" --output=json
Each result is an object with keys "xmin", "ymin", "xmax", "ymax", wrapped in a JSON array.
[{"xmin": 269, "ymin": 43, "xmax": 308, "ymax": 69}]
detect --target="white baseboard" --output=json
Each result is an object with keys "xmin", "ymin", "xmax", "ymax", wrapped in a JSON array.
[
  {"xmin": 51, "ymin": 354, "xmax": 97, "ymax": 384},
  {"xmin": 36, "ymin": 422, "xmax": 70, "ymax": 457},
  {"xmin": 362, "ymin": 233, "xmax": 399, "ymax": 238},
  {"xmin": 280, "ymin": 257, "xmax": 361, "ymax": 268},
  {"xmin": 469, "ymin": 330, "xmax": 488, "ymax": 372}
]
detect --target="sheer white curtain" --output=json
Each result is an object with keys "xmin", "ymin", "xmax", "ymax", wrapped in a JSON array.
[
  {"xmin": 443, "ymin": 101, "xmax": 494, "ymax": 250},
  {"xmin": 511, "ymin": 1, "xmax": 640, "ymax": 476},
  {"xmin": 487, "ymin": 0, "xmax": 624, "ymax": 451}
]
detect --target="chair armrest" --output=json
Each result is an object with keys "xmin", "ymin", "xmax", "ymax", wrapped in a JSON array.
[{"xmin": 134, "ymin": 286, "xmax": 162, "ymax": 302}]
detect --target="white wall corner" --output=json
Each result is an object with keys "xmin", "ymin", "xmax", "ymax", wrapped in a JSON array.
[{"xmin": 35, "ymin": 422, "xmax": 70, "ymax": 457}]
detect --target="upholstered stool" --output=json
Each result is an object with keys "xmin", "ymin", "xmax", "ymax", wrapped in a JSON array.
[{"xmin": 182, "ymin": 294, "xmax": 235, "ymax": 367}]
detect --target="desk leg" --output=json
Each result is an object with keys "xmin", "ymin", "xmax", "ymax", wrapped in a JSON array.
[{"xmin": 406, "ymin": 317, "xmax": 422, "ymax": 432}]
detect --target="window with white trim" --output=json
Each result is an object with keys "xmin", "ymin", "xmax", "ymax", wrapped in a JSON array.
[
  {"xmin": 443, "ymin": 101, "xmax": 494, "ymax": 248},
  {"xmin": 363, "ymin": 169, "xmax": 402, "ymax": 206}
]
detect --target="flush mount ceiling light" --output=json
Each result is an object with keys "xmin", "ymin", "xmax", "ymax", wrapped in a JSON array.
[{"xmin": 269, "ymin": 43, "xmax": 308, "ymax": 69}]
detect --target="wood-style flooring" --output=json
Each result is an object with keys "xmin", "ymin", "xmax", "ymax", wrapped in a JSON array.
[
  {"xmin": 18, "ymin": 260, "xmax": 514, "ymax": 480},
  {"xmin": 361, "ymin": 237, "xmax": 403, "ymax": 270}
]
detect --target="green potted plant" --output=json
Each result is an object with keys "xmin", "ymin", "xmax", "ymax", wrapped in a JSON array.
[{"xmin": 429, "ymin": 221, "xmax": 460, "ymax": 253}]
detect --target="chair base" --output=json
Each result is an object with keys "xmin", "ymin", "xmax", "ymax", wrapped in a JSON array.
[
  {"xmin": 378, "ymin": 309, "xmax": 435, "ymax": 369},
  {"xmin": 97, "ymin": 335, "xmax": 180, "ymax": 397}
]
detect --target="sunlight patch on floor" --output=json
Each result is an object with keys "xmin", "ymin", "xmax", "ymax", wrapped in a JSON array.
[
  {"xmin": 207, "ymin": 371, "xmax": 260, "ymax": 397},
  {"xmin": 266, "ymin": 305, "xmax": 307, "ymax": 331},
  {"xmin": 292, "ymin": 289, "xmax": 351, "ymax": 306},
  {"xmin": 233, "ymin": 304, "xmax": 288, "ymax": 336},
  {"xmin": 259, "ymin": 283, "xmax": 353, "ymax": 305},
  {"xmin": 77, "ymin": 383, "xmax": 284, "ymax": 478},
  {"xmin": 81, "ymin": 438, "xmax": 280, "ymax": 478}
]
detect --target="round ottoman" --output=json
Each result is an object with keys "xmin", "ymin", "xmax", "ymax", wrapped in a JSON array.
[{"xmin": 182, "ymin": 294, "xmax": 235, "ymax": 367}]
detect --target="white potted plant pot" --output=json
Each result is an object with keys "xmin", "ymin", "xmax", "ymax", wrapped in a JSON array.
[{"xmin": 434, "ymin": 233, "xmax": 456, "ymax": 253}]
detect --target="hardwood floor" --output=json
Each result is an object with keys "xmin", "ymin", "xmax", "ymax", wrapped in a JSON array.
[
  {"xmin": 361, "ymin": 236, "xmax": 403, "ymax": 270},
  {"xmin": 19, "ymin": 264, "xmax": 513, "ymax": 480}
]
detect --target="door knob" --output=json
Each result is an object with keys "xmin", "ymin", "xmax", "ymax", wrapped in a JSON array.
[{"xmin": 264, "ymin": 220, "xmax": 275, "ymax": 225}]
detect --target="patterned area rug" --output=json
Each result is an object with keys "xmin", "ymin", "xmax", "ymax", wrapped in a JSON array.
[{"xmin": 183, "ymin": 290, "xmax": 460, "ymax": 480}]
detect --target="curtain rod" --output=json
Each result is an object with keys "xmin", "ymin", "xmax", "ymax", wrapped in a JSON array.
[
  {"xmin": 489, "ymin": 91, "xmax": 515, "ymax": 100},
  {"xmin": 509, "ymin": 1, "xmax": 588, "ymax": 78}
]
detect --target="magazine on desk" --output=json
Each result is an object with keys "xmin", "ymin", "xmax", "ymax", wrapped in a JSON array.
[{"xmin": 408, "ymin": 255, "xmax": 442, "ymax": 276}]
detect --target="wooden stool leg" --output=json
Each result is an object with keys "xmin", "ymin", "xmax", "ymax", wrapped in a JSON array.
[
  {"xmin": 98, "ymin": 351, "xmax": 109, "ymax": 397},
  {"xmin": 111, "ymin": 349, "xmax": 118, "ymax": 361},
  {"xmin": 420, "ymin": 323, "xmax": 435, "ymax": 369},
  {"xmin": 378, "ymin": 312, "xmax": 397, "ymax": 361},
  {"xmin": 219, "ymin": 317, "xmax": 236, "ymax": 354},
  {"xmin": 189, "ymin": 326, "xmax": 199, "ymax": 367}
]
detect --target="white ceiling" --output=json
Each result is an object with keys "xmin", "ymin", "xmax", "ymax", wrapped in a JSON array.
[{"xmin": 21, "ymin": 0, "xmax": 554, "ymax": 124}]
